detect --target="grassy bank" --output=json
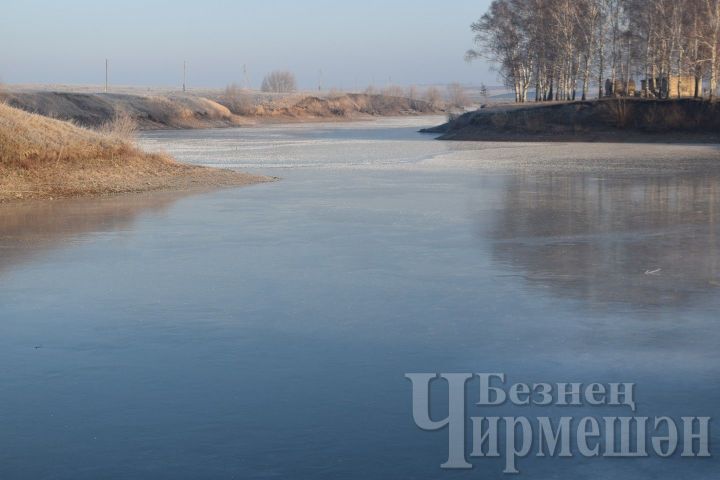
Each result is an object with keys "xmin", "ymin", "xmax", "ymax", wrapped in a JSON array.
[
  {"xmin": 427, "ymin": 98, "xmax": 720, "ymax": 142},
  {"xmin": 2, "ymin": 91, "xmax": 441, "ymax": 130},
  {"xmin": 0, "ymin": 103, "xmax": 270, "ymax": 202}
]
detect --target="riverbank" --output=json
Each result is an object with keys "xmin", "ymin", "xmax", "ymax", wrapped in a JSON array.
[
  {"xmin": 424, "ymin": 98, "xmax": 720, "ymax": 142},
  {"xmin": 1, "ymin": 89, "xmax": 441, "ymax": 130},
  {"xmin": 0, "ymin": 103, "xmax": 271, "ymax": 203}
]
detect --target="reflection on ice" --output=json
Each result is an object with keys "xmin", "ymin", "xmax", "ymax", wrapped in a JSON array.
[
  {"xmin": 490, "ymin": 172, "xmax": 720, "ymax": 308},
  {"xmin": 0, "ymin": 192, "xmax": 188, "ymax": 275}
]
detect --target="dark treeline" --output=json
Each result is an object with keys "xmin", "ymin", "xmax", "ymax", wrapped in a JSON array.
[{"xmin": 467, "ymin": 0, "xmax": 720, "ymax": 102}]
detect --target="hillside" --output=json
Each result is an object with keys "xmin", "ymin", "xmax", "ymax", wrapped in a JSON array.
[
  {"xmin": 3, "ymin": 92, "xmax": 247, "ymax": 130},
  {"xmin": 3, "ymin": 91, "xmax": 441, "ymax": 130},
  {"xmin": 235, "ymin": 93, "xmax": 438, "ymax": 119},
  {"xmin": 0, "ymin": 102, "xmax": 269, "ymax": 202},
  {"xmin": 426, "ymin": 98, "xmax": 720, "ymax": 142}
]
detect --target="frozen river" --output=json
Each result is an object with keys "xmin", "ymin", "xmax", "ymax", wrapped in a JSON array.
[{"xmin": 0, "ymin": 117, "xmax": 718, "ymax": 478}]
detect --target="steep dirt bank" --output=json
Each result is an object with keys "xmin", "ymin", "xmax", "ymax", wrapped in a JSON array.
[
  {"xmin": 426, "ymin": 99, "xmax": 720, "ymax": 142},
  {"xmin": 3, "ymin": 91, "xmax": 440, "ymax": 130},
  {"xmin": 0, "ymin": 103, "xmax": 270, "ymax": 202}
]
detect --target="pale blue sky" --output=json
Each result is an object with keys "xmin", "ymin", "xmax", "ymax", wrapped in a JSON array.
[{"xmin": 0, "ymin": 0, "xmax": 495, "ymax": 89}]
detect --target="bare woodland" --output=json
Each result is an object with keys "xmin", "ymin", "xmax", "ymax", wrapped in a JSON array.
[
  {"xmin": 467, "ymin": 0, "xmax": 720, "ymax": 102},
  {"xmin": 261, "ymin": 71, "xmax": 297, "ymax": 93}
]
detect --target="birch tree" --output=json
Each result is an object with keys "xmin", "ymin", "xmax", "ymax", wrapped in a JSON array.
[{"xmin": 467, "ymin": 0, "xmax": 720, "ymax": 102}]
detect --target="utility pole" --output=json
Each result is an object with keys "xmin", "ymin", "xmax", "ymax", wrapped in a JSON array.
[
  {"xmin": 318, "ymin": 69, "xmax": 323, "ymax": 92},
  {"xmin": 242, "ymin": 64, "xmax": 249, "ymax": 89},
  {"xmin": 105, "ymin": 59, "xmax": 109, "ymax": 93},
  {"xmin": 183, "ymin": 60, "xmax": 187, "ymax": 92}
]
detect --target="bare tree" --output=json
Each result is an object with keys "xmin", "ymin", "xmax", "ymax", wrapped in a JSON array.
[
  {"xmin": 479, "ymin": 83, "xmax": 489, "ymax": 103},
  {"xmin": 466, "ymin": 0, "xmax": 534, "ymax": 102},
  {"xmin": 221, "ymin": 84, "xmax": 256, "ymax": 115},
  {"xmin": 468, "ymin": 0, "xmax": 720, "ymax": 102},
  {"xmin": 261, "ymin": 71, "xmax": 297, "ymax": 93},
  {"xmin": 701, "ymin": 0, "xmax": 720, "ymax": 99},
  {"xmin": 424, "ymin": 86, "xmax": 444, "ymax": 109},
  {"xmin": 446, "ymin": 83, "xmax": 470, "ymax": 109}
]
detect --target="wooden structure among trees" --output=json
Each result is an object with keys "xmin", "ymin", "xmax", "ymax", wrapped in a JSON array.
[{"xmin": 638, "ymin": 76, "xmax": 697, "ymax": 98}]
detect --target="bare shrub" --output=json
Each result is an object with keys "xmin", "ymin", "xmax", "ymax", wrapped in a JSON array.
[
  {"xmin": 327, "ymin": 96, "xmax": 354, "ymax": 116},
  {"xmin": 424, "ymin": 86, "xmax": 443, "ymax": 110},
  {"xmin": 605, "ymin": 98, "xmax": 632, "ymax": 128},
  {"xmin": 261, "ymin": 71, "xmax": 297, "ymax": 93},
  {"xmin": 447, "ymin": 83, "xmax": 470, "ymax": 110},
  {"xmin": 222, "ymin": 84, "xmax": 256, "ymax": 115},
  {"xmin": 100, "ymin": 111, "xmax": 137, "ymax": 141},
  {"xmin": 370, "ymin": 85, "xmax": 406, "ymax": 112},
  {"xmin": 407, "ymin": 85, "xmax": 429, "ymax": 111},
  {"xmin": 382, "ymin": 85, "xmax": 405, "ymax": 98},
  {"xmin": 406, "ymin": 85, "xmax": 418, "ymax": 101}
]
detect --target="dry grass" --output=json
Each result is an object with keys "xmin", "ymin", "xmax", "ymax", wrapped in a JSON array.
[
  {"xmin": 0, "ymin": 103, "xmax": 269, "ymax": 202},
  {"xmin": 99, "ymin": 111, "xmax": 138, "ymax": 141},
  {"xmin": 0, "ymin": 102, "xmax": 135, "ymax": 168}
]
